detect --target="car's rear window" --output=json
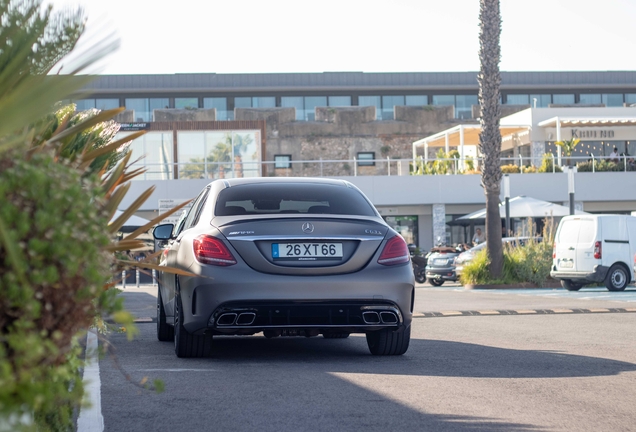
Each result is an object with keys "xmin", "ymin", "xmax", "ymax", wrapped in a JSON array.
[{"xmin": 214, "ymin": 183, "xmax": 377, "ymax": 216}]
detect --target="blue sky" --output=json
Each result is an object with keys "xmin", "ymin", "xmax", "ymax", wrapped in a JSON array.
[{"xmin": 47, "ymin": 0, "xmax": 636, "ymax": 75}]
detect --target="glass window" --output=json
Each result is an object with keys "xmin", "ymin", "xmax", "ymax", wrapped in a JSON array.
[
  {"xmin": 579, "ymin": 94, "xmax": 601, "ymax": 104},
  {"xmin": 357, "ymin": 152, "xmax": 375, "ymax": 166},
  {"xmin": 602, "ymin": 94, "xmax": 624, "ymax": 107},
  {"xmin": 625, "ymin": 94, "xmax": 636, "ymax": 105},
  {"xmin": 552, "ymin": 94, "xmax": 575, "ymax": 104},
  {"xmin": 253, "ymin": 97, "xmax": 276, "ymax": 108},
  {"xmin": 75, "ymin": 99, "xmax": 95, "ymax": 111},
  {"xmin": 125, "ymin": 98, "xmax": 148, "ymax": 122},
  {"xmin": 328, "ymin": 96, "xmax": 351, "ymax": 106},
  {"xmin": 432, "ymin": 95, "xmax": 455, "ymax": 106},
  {"xmin": 381, "ymin": 95, "xmax": 405, "ymax": 120},
  {"xmin": 455, "ymin": 95, "xmax": 478, "ymax": 119},
  {"xmin": 405, "ymin": 95, "xmax": 428, "ymax": 106},
  {"xmin": 304, "ymin": 96, "xmax": 327, "ymax": 121},
  {"xmin": 506, "ymin": 94, "xmax": 529, "ymax": 105},
  {"xmin": 178, "ymin": 132, "xmax": 206, "ymax": 179},
  {"xmin": 125, "ymin": 98, "xmax": 168, "ymax": 122},
  {"xmin": 215, "ymin": 183, "xmax": 377, "ymax": 216},
  {"xmin": 121, "ymin": 131, "xmax": 174, "ymax": 180},
  {"xmin": 234, "ymin": 97, "xmax": 252, "ymax": 108},
  {"xmin": 203, "ymin": 97, "xmax": 228, "ymax": 120},
  {"xmin": 281, "ymin": 96, "xmax": 304, "ymax": 121},
  {"xmin": 530, "ymin": 94, "xmax": 551, "ymax": 107},
  {"xmin": 149, "ymin": 98, "xmax": 169, "ymax": 121},
  {"xmin": 175, "ymin": 97, "xmax": 198, "ymax": 109},
  {"xmin": 383, "ymin": 216, "xmax": 418, "ymax": 246},
  {"xmin": 274, "ymin": 154, "xmax": 292, "ymax": 169},
  {"xmin": 95, "ymin": 98, "xmax": 119, "ymax": 110},
  {"xmin": 358, "ymin": 96, "xmax": 381, "ymax": 120}
]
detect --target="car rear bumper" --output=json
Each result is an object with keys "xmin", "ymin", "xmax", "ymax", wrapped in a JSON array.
[
  {"xmin": 425, "ymin": 267, "xmax": 457, "ymax": 281},
  {"xmin": 178, "ymin": 263, "xmax": 414, "ymax": 335},
  {"xmin": 550, "ymin": 265, "xmax": 609, "ymax": 283}
]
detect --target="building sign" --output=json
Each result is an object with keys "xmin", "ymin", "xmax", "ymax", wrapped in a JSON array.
[
  {"xmin": 119, "ymin": 122, "xmax": 150, "ymax": 131},
  {"xmin": 158, "ymin": 199, "xmax": 192, "ymax": 224},
  {"xmin": 571, "ymin": 129, "xmax": 614, "ymax": 139}
]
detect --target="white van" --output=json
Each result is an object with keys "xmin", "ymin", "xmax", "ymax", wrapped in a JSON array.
[{"xmin": 551, "ymin": 215, "xmax": 636, "ymax": 291}]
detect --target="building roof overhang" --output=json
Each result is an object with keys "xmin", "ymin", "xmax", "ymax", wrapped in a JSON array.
[{"xmin": 538, "ymin": 116, "xmax": 636, "ymax": 128}]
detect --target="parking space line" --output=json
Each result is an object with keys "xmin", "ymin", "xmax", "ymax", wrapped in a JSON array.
[{"xmin": 415, "ymin": 308, "xmax": 636, "ymax": 318}]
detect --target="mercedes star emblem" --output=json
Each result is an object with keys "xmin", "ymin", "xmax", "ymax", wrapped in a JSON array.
[{"xmin": 302, "ymin": 222, "xmax": 315, "ymax": 233}]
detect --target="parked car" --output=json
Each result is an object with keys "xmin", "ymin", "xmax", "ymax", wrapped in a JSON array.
[
  {"xmin": 152, "ymin": 178, "xmax": 414, "ymax": 357},
  {"xmin": 454, "ymin": 236, "xmax": 542, "ymax": 278},
  {"xmin": 424, "ymin": 245, "xmax": 466, "ymax": 286},
  {"xmin": 551, "ymin": 214, "xmax": 636, "ymax": 291}
]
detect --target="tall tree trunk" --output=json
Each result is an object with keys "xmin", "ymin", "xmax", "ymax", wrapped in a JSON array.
[{"xmin": 478, "ymin": 0, "xmax": 504, "ymax": 278}]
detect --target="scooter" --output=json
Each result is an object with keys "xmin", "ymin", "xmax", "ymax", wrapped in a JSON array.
[{"xmin": 408, "ymin": 244, "xmax": 428, "ymax": 283}]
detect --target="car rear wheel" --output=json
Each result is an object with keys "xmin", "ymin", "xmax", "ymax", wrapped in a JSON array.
[
  {"xmin": 157, "ymin": 287, "xmax": 174, "ymax": 342},
  {"xmin": 366, "ymin": 325, "xmax": 410, "ymax": 356},
  {"xmin": 605, "ymin": 264, "xmax": 629, "ymax": 292},
  {"xmin": 561, "ymin": 279, "xmax": 583, "ymax": 291},
  {"xmin": 322, "ymin": 332, "xmax": 350, "ymax": 339},
  {"xmin": 174, "ymin": 291, "xmax": 212, "ymax": 358},
  {"xmin": 428, "ymin": 278, "xmax": 444, "ymax": 287}
]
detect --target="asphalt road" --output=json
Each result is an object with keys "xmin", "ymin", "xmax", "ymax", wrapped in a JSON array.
[{"xmin": 95, "ymin": 284, "xmax": 636, "ymax": 432}]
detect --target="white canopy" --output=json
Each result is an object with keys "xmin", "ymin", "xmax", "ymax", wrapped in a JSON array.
[{"xmin": 449, "ymin": 196, "xmax": 588, "ymax": 226}]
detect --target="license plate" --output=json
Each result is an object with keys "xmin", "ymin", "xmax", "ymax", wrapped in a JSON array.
[
  {"xmin": 272, "ymin": 243, "xmax": 343, "ymax": 260},
  {"xmin": 560, "ymin": 260, "xmax": 573, "ymax": 268},
  {"xmin": 433, "ymin": 258, "xmax": 448, "ymax": 265}
]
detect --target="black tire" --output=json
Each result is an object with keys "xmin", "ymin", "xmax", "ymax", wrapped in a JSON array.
[
  {"xmin": 561, "ymin": 279, "xmax": 583, "ymax": 291},
  {"xmin": 605, "ymin": 264, "xmax": 629, "ymax": 292},
  {"xmin": 322, "ymin": 332, "xmax": 350, "ymax": 339},
  {"xmin": 415, "ymin": 270, "xmax": 426, "ymax": 284},
  {"xmin": 366, "ymin": 325, "xmax": 411, "ymax": 356},
  {"xmin": 157, "ymin": 287, "xmax": 174, "ymax": 341},
  {"xmin": 174, "ymin": 291, "xmax": 212, "ymax": 358},
  {"xmin": 428, "ymin": 278, "xmax": 444, "ymax": 287}
]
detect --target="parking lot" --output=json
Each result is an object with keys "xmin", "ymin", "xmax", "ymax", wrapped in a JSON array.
[{"xmin": 81, "ymin": 284, "xmax": 636, "ymax": 432}]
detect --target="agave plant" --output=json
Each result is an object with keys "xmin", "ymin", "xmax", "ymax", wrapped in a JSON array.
[{"xmin": 0, "ymin": 1, "xmax": 192, "ymax": 427}]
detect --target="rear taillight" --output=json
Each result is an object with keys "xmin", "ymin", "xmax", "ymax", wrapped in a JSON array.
[
  {"xmin": 594, "ymin": 241, "xmax": 602, "ymax": 259},
  {"xmin": 378, "ymin": 235, "xmax": 410, "ymax": 266},
  {"xmin": 193, "ymin": 235, "xmax": 237, "ymax": 266},
  {"xmin": 552, "ymin": 242, "xmax": 556, "ymax": 259}
]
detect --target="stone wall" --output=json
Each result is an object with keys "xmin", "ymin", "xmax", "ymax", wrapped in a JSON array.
[{"xmin": 235, "ymin": 105, "xmax": 469, "ymax": 177}]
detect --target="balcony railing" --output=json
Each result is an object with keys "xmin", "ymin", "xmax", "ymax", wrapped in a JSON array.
[{"xmin": 128, "ymin": 155, "xmax": 635, "ymax": 181}]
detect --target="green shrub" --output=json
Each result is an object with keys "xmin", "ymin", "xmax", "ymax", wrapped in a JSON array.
[
  {"xmin": 577, "ymin": 159, "xmax": 621, "ymax": 172},
  {"xmin": 506, "ymin": 237, "xmax": 553, "ymax": 286},
  {"xmin": 522, "ymin": 165, "xmax": 537, "ymax": 173},
  {"xmin": 0, "ymin": 150, "xmax": 113, "ymax": 429},
  {"xmin": 501, "ymin": 164, "xmax": 520, "ymax": 174},
  {"xmin": 538, "ymin": 153, "xmax": 562, "ymax": 173}
]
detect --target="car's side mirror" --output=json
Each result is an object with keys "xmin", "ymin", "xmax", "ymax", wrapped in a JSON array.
[{"xmin": 153, "ymin": 223, "xmax": 175, "ymax": 240}]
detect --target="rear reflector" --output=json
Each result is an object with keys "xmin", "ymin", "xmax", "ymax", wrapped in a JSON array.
[
  {"xmin": 378, "ymin": 235, "xmax": 410, "ymax": 266},
  {"xmin": 193, "ymin": 235, "xmax": 237, "ymax": 266}
]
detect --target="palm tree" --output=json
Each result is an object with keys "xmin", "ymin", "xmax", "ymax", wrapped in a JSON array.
[
  {"xmin": 477, "ymin": 0, "xmax": 504, "ymax": 278},
  {"xmin": 555, "ymin": 137, "xmax": 580, "ymax": 167}
]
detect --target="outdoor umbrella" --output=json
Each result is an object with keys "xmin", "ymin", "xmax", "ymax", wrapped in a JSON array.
[{"xmin": 448, "ymin": 196, "xmax": 588, "ymax": 227}]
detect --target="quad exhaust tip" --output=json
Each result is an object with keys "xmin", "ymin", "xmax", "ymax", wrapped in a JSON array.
[
  {"xmin": 217, "ymin": 313, "xmax": 237, "ymax": 326},
  {"xmin": 236, "ymin": 312, "xmax": 256, "ymax": 325},
  {"xmin": 217, "ymin": 312, "xmax": 256, "ymax": 326},
  {"xmin": 363, "ymin": 310, "xmax": 398, "ymax": 325}
]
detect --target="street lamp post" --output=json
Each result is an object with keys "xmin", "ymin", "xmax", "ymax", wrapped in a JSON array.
[
  {"xmin": 568, "ymin": 167, "xmax": 575, "ymax": 215},
  {"xmin": 503, "ymin": 174, "xmax": 510, "ymax": 236}
]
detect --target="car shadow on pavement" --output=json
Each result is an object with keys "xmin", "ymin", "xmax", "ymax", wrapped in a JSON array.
[{"xmin": 102, "ymin": 291, "xmax": 636, "ymax": 432}]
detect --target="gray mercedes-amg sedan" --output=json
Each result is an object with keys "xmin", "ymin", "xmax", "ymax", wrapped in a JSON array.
[{"xmin": 152, "ymin": 178, "xmax": 414, "ymax": 358}]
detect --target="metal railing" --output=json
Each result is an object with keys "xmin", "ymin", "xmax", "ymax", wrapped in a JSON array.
[{"xmin": 126, "ymin": 154, "xmax": 635, "ymax": 180}]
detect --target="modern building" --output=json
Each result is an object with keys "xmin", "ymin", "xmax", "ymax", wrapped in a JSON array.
[{"xmin": 75, "ymin": 71, "xmax": 636, "ymax": 249}]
